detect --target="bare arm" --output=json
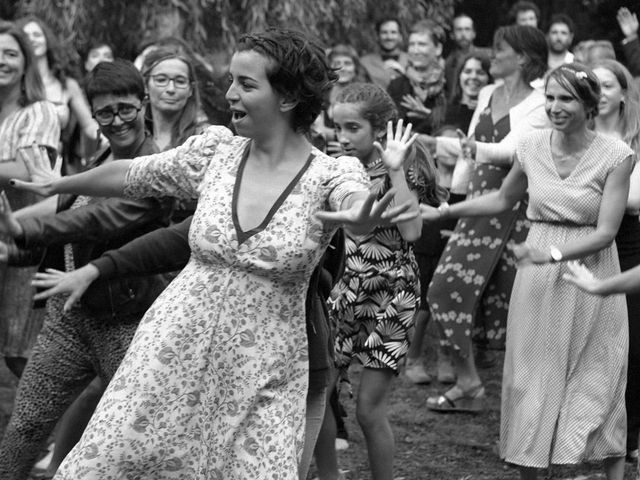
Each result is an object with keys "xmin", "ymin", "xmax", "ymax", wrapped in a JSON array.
[
  {"xmin": 564, "ymin": 260, "xmax": 640, "ymax": 295},
  {"xmin": 66, "ymin": 78, "xmax": 100, "ymax": 141},
  {"xmin": 626, "ymin": 160, "xmax": 640, "ymax": 213},
  {"xmin": 546, "ymin": 157, "xmax": 633, "ymax": 261},
  {"xmin": 421, "ymin": 157, "xmax": 528, "ymax": 222},
  {"xmin": 377, "ymin": 121, "xmax": 422, "ymax": 241},
  {"xmin": 10, "ymin": 145, "xmax": 130, "ymax": 198}
]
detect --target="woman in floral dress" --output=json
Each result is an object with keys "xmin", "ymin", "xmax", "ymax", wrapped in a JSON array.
[
  {"xmin": 422, "ymin": 25, "xmax": 550, "ymax": 411},
  {"xmin": 11, "ymin": 28, "xmax": 417, "ymax": 480}
]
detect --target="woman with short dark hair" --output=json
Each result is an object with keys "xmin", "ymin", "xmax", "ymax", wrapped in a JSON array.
[{"xmin": 12, "ymin": 27, "xmax": 415, "ymax": 479}]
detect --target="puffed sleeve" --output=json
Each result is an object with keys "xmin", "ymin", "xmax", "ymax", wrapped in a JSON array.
[
  {"xmin": 123, "ymin": 125, "xmax": 233, "ymax": 201},
  {"xmin": 325, "ymin": 155, "xmax": 370, "ymax": 211}
]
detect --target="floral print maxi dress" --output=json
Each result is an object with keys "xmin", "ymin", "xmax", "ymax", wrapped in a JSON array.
[
  {"xmin": 331, "ymin": 156, "xmax": 427, "ymax": 373},
  {"xmin": 54, "ymin": 126, "xmax": 369, "ymax": 480},
  {"xmin": 426, "ymin": 105, "xmax": 530, "ymax": 353}
]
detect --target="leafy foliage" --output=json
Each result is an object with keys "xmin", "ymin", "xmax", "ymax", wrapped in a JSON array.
[{"xmin": 13, "ymin": 0, "xmax": 459, "ymax": 66}]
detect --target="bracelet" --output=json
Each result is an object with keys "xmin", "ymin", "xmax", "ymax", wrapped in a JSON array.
[{"xmin": 437, "ymin": 202, "xmax": 450, "ymax": 219}]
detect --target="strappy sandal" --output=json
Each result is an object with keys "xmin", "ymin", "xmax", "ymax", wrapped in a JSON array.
[{"xmin": 426, "ymin": 384, "xmax": 485, "ymax": 413}]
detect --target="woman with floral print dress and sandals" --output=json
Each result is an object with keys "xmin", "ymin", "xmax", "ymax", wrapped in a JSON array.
[
  {"xmin": 419, "ymin": 25, "xmax": 550, "ymax": 412},
  {"xmin": 10, "ymin": 28, "xmax": 418, "ymax": 480}
]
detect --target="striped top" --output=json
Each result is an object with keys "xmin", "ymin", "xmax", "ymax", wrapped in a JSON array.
[
  {"xmin": 0, "ymin": 100, "xmax": 60, "ymax": 209},
  {"xmin": 0, "ymin": 100, "xmax": 59, "ymax": 161}
]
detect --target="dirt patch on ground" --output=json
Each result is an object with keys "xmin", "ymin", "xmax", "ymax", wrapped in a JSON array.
[
  {"xmin": 306, "ymin": 324, "xmax": 637, "ymax": 480},
  {"xmin": 0, "ymin": 325, "xmax": 636, "ymax": 479}
]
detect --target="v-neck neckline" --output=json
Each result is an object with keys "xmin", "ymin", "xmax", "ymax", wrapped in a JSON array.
[
  {"xmin": 548, "ymin": 131, "xmax": 598, "ymax": 182},
  {"xmin": 231, "ymin": 144, "xmax": 315, "ymax": 245}
]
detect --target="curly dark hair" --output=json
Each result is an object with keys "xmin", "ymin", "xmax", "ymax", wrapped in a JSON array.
[
  {"xmin": 335, "ymin": 82, "xmax": 397, "ymax": 131},
  {"xmin": 237, "ymin": 28, "xmax": 337, "ymax": 133}
]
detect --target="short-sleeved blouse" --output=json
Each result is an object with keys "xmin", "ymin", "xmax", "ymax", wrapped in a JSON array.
[{"xmin": 517, "ymin": 130, "xmax": 633, "ymax": 226}]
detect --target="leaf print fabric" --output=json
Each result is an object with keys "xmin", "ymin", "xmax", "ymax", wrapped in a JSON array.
[{"xmin": 331, "ymin": 156, "xmax": 425, "ymax": 373}]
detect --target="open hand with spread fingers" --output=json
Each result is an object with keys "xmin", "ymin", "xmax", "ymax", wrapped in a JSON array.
[
  {"xmin": 400, "ymin": 94, "xmax": 431, "ymax": 119},
  {"xmin": 617, "ymin": 7, "xmax": 639, "ymax": 39},
  {"xmin": 373, "ymin": 119, "xmax": 418, "ymax": 171},
  {"xmin": 12, "ymin": 142, "xmax": 62, "ymax": 197},
  {"xmin": 32, "ymin": 264, "xmax": 100, "ymax": 313},
  {"xmin": 0, "ymin": 191, "xmax": 22, "ymax": 238},
  {"xmin": 315, "ymin": 188, "xmax": 412, "ymax": 235},
  {"xmin": 562, "ymin": 261, "xmax": 603, "ymax": 294}
]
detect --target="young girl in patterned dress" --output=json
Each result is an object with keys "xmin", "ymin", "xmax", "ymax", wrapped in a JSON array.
[{"xmin": 324, "ymin": 82, "xmax": 446, "ymax": 480}]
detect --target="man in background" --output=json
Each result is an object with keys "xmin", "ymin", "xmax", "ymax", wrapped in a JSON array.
[
  {"xmin": 361, "ymin": 17, "xmax": 409, "ymax": 89},
  {"xmin": 509, "ymin": 1, "xmax": 540, "ymax": 28},
  {"xmin": 444, "ymin": 14, "xmax": 490, "ymax": 102},
  {"xmin": 547, "ymin": 14, "xmax": 575, "ymax": 69}
]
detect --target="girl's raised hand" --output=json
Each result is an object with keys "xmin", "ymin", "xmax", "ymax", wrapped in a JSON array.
[
  {"xmin": 12, "ymin": 143, "xmax": 61, "ymax": 197},
  {"xmin": 32, "ymin": 264, "xmax": 100, "ymax": 312},
  {"xmin": 375, "ymin": 120, "xmax": 418, "ymax": 171},
  {"xmin": 562, "ymin": 261, "xmax": 603, "ymax": 295}
]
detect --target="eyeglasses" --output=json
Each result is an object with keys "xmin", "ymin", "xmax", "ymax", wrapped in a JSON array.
[
  {"xmin": 149, "ymin": 74, "xmax": 191, "ymax": 89},
  {"xmin": 92, "ymin": 103, "xmax": 142, "ymax": 126}
]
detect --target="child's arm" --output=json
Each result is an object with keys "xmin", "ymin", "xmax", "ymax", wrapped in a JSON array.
[{"xmin": 378, "ymin": 120, "xmax": 422, "ymax": 242}]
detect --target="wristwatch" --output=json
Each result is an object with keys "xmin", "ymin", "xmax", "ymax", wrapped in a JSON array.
[{"xmin": 549, "ymin": 245, "xmax": 563, "ymax": 263}]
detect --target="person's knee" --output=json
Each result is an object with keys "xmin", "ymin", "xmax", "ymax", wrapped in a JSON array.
[{"xmin": 356, "ymin": 396, "xmax": 385, "ymax": 430}]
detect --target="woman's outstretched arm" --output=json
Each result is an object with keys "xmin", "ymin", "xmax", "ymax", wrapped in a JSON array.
[
  {"xmin": 10, "ymin": 144, "xmax": 130, "ymax": 197},
  {"xmin": 564, "ymin": 260, "xmax": 640, "ymax": 295}
]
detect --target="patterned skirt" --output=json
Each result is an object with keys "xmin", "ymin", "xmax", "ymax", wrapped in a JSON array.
[{"xmin": 426, "ymin": 163, "xmax": 529, "ymax": 353}]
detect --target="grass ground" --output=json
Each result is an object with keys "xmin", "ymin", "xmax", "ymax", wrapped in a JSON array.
[
  {"xmin": 305, "ymin": 323, "xmax": 638, "ymax": 480},
  {"xmin": 0, "ymin": 323, "xmax": 636, "ymax": 480}
]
